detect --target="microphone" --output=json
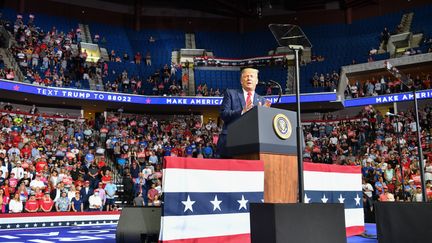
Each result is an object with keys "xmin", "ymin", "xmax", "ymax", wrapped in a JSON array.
[
  {"xmin": 268, "ymin": 80, "xmax": 282, "ymax": 104},
  {"xmin": 386, "ymin": 112, "xmax": 401, "ymax": 117}
]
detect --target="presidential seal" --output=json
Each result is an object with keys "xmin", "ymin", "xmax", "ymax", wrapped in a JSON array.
[{"xmin": 273, "ymin": 114, "xmax": 292, "ymax": 140}]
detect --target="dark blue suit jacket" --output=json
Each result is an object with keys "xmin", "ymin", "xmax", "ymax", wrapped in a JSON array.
[
  {"xmin": 217, "ymin": 89, "xmax": 267, "ymax": 157},
  {"xmin": 80, "ymin": 187, "xmax": 93, "ymax": 204}
]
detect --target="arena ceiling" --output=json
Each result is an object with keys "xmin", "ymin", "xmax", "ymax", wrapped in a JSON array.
[{"xmin": 49, "ymin": 0, "xmax": 380, "ymax": 18}]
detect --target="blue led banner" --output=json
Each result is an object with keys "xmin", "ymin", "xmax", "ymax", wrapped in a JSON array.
[
  {"xmin": 344, "ymin": 89, "xmax": 432, "ymax": 107},
  {"xmin": 0, "ymin": 80, "xmax": 337, "ymax": 106}
]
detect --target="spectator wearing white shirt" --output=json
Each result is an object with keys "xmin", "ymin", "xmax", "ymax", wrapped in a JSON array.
[
  {"xmin": 7, "ymin": 146, "xmax": 20, "ymax": 159},
  {"xmin": 330, "ymin": 135, "xmax": 338, "ymax": 145},
  {"xmin": 30, "ymin": 173, "xmax": 46, "ymax": 191},
  {"xmin": 409, "ymin": 121, "xmax": 418, "ymax": 132},
  {"xmin": 11, "ymin": 161, "xmax": 25, "ymax": 180},
  {"xmin": 142, "ymin": 166, "xmax": 153, "ymax": 180},
  {"xmin": 362, "ymin": 178, "xmax": 374, "ymax": 198},
  {"xmin": 9, "ymin": 193, "xmax": 23, "ymax": 213},
  {"xmin": 89, "ymin": 189, "xmax": 103, "ymax": 211}
]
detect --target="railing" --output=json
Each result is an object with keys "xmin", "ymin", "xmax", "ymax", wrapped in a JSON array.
[{"xmin": 337, "ymin": 52, "xmax": 432, "ymax": 101}]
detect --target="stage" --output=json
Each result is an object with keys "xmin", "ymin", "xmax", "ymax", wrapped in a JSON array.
[{"xmin": 0, "ymin": 223, "xmax": 378, "ymax": 242}]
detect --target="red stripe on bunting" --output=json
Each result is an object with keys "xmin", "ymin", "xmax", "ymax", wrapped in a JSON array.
[
  {"xmin": 164, "ymin": 157, "xmax": 264, "ymax": 171},
  {"xmin": 304, "ymin": 162, "xmax": 361, "ymax": 174}
]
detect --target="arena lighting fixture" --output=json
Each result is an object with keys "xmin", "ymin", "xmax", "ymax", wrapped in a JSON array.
[
  {"xmin": 385, "ymin": 61, "xmax": 427, "ymax": 202},
  {"xmin": 269, "ymin": 24, "xmax": 312, "ymax": 203}
]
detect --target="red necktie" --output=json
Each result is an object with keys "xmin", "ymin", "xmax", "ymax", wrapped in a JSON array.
[{"xmin": 246, "ymin": 91, "xmax": 252, "ymax": 106}]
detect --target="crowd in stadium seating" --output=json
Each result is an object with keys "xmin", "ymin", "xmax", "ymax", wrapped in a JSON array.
[
  {"xmin": 2, "ymin": 97, "xmax": 432, "ymax": 216},
  {"xmin": 102, "ymin": 112, "xmax": 219, "ymax": 205},
  {"xmin": 0, "ymin": 104, "xmax": 122, "ymax": 213},
  {"xmin": 346, "ymin": 73, "xmax": 431, "ymax": 98},
  {"xmin": 8, "ymin": 14, "xmax": 95, "ymax": 89},
  {"xmin": 303, "ymin": 105, "xmax": 432, "ymax": 205},
  {"xmin": 3, "ymin": 14, "xmax": 184, "ymax": 97},
  {"xmin": 0, "ymin": 104, "xmax": 222, "ymax": 213}
]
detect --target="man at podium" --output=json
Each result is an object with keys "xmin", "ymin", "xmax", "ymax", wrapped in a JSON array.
[{"xmin": 216, "ymin": 67, "xmax": 270, "ymax": 158}]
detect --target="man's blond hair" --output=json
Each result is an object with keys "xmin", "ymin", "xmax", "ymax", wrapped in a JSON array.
[{"xmin": 241, "ymin": 68, "xmax": 259, "ymax": 75}]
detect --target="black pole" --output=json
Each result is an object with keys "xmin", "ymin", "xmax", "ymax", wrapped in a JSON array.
[
  {"xmin": 413, "ymin": 90, "xmax": 427, "ymax": 202},
  {"xmin": 294, "ymin": 48, "xmax": 304, "ymax": 203},
  {"xmin": 394, "ymin": 116, "xmax": 405, "ymax": 200}
]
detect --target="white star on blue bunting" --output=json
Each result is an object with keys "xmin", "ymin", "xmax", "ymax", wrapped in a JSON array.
[
  {"xmin": 237, "ymin": 195, "xmax": 248, "ymax": 210},
  {"xmin": 338, "ymin": 194, "xmax": 345, "ymax": 204},
  {"xmin": 182, "ymin": 195, "xmax": 196, "ymax": 212},
  {"xmin": 321, "ymin": 194, "xmax": 328, "ymax": 203},
  {"xmin": 210, "ymin": 195, "xmax": 222, "ymax": 211},
  {"xmin": 354, "ymin": 194, "xmax": 361, "ymax": 206}
]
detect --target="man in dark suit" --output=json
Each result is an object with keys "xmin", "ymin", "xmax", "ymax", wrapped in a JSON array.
[
  {"xmin": 217, "ymin": 68, "xmax": 270, "ymax": 158},
  {"xmin": 80, "ymin": 180, "xmax": 93, "ymax": 211},
  {"xmin": 50, "ymin": 181, "xmax": 65, "ymax": 202}
]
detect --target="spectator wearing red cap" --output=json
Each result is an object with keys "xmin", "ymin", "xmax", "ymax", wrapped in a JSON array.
[
  {"xmin": 412, "ymin": 186, "xmax": 423, "ymax": 202},
  {"xmin": 25, "ymin": 193, "xmax": 39, "ymax": 212},
  {"xmin": 379, "ymin": 186, "xmax": 395, "ymax": 202},
  {"xmin": 80, "ymin": 180, "xmax": 93, "ymax": 211}
]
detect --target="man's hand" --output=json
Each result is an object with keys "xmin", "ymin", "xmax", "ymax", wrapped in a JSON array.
[
  {"xmin": 259, "ymin": 99, "xmax": 272, "ymax": 108},
  {"xmin": 242, "ymin": 99, "xmax": 254, "ymax": 114}
]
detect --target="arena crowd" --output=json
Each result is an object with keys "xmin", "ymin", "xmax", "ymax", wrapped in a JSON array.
[{"xmin": 0, "ymin": 104, "xmax": 221, "ymax": 213}]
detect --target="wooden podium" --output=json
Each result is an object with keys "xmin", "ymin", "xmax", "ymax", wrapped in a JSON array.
[{"xmin": 226, "ymin": 106, "xmax": 298, "ymax": 203}]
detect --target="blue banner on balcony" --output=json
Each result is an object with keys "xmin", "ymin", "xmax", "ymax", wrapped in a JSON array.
[
  {"xmin": 0, "ymin": 80, "xmax": 337, "ymax": 106},
  {"xmin": 344, "ymin": 89, "xmax": 432, "ymax": 107}
]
